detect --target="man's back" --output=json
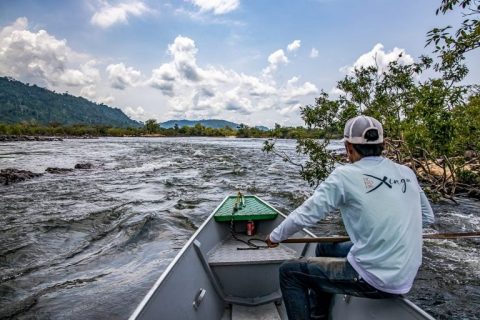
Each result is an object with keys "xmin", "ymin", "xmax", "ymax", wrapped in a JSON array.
[
  {"xmin": 334, "ymin": 156, "xmax": 432, "ymax": 294},
  {"xmin": 267, "ymin": 115, "xmax": 435, "ymax": 320}
]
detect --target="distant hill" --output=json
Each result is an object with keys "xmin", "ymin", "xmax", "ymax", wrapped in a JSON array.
[
  {"xmin": 0, "ymin": 76, "xmax": 141, "ymax": 128},
  {"xmin": 254, "ymin": 125, "xmax": 269, "ymax": 131},
  {"xmin": 160, "ymin": 119, "xmax": 269, "ymax": 131},
  {"xmin": 161, "ymin": 119, "xmax": 238, "ymax": 129}
]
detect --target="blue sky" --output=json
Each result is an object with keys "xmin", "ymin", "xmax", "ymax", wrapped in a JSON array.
[{"xmin": 0, "ymin": 0, "xmax": 478, "ymax": 127}]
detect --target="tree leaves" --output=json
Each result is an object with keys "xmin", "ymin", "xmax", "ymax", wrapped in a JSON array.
[{"xmin": 426, "ymin": 0, "xmax": 479, "ymax": 82}]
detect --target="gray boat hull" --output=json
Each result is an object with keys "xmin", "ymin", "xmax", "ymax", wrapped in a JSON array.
[{"xmin": 130, "ymin": 196, "xmax": 434, "ymax": 320}]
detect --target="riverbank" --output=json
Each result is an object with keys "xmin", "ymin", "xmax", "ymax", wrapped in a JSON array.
[
  {"xmin": 0, "ymin": 135, "xmax": 100, "ymax": 141},
  {"xmin": 0, "ymin": 135, "xmax": 64, "ymax": 141}
]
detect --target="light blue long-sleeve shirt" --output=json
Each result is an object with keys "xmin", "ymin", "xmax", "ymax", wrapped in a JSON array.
[{"xmin": 270, "ymin": 156, "xmax": 434, "ymax": 294}]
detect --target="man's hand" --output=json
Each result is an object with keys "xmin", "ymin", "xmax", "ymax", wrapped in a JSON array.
[{"xmin": 265, "ymin": 235, "xmax": 279, "ymax": 248}]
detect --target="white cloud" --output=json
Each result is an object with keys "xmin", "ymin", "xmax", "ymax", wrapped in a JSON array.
[
  {"xmin": 287, "ymin": 76, "xmax": 299, "ymax": 86},
  {"xmin": 310, "ymin": 48, "xmax": 319, "ymax": 58},
  {"xmin": 329, "ymin": 87, "xmax": 345, "ymax": 97},
  {"xmin": 279, "ymin": 103, "xmax": 302, "ymax": 116},
  {"xmin": 262, "ymin": 49, "xmax": 289, "ymax": 75},
  {"xmin": 287, "ymin": 40, "xmax": 301, "ymax": 52},
  {"xmin": 282, "ymin": 77, "xmax": 318, "ymax": 104},
  {"xmin": 81, "ymin": 84, "xmax": 97, "ymax": 99},
  {"xmin": 286, "ymin": 81, "xmax": 317, "ymax": 98},
  {"xmin": 189, "ymin": 0, "xmax": 240, "ymax": 15},
  {"xmin": 268, "ymin": 49, "xmax": 289, "ymax": 65},
  {"xmin": 341, "ymin": 43, "xmax": 414, "ymax": 74},
  {"xmin": 147, "ymin": 35, "xmax": 318, "ymax": 120},
  {"xmin": 98, "ymin": 95, "xmax": 115, "ymax": 105},
  {"xmin": 0, "ymin": 17, "xmax": 99, "ymax": 89},
  {"xmin": 168, "ymin": 35, "xmax": 201, "ymax": 81},
  {"xmin": 149, "ymin": 63, "xmax": 177, "ymax": 96},
  {"xmin": 124, "ymin": 106, "xmax": 147, "ymax": 120},
  {"xmin": 174, "ymin": 7, "xmax": 245, "ymax": 27},
  {"xmin": 106, "ymin": 63, "xmax": 141, "ymax": 89},
  {"xmin": 91, "ymin": 1, "xmax": 150, "ymax": 28}
]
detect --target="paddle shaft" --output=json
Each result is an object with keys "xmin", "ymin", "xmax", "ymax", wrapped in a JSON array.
[{"xmin": 281, "ymin": 231, "xmax": 480, "ymax": 244}]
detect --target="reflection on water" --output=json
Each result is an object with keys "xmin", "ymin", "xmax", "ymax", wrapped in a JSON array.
[{"xmin": 0, "ymin": 137, "xmax": 478, "ymax": 319}]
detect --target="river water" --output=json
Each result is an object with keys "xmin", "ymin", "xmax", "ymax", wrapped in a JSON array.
[{"xmin": 0, "ymin": 137, "xmax": 478, "ymax": 319}]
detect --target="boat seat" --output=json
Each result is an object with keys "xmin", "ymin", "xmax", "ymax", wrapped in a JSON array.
[{"xmin": 208, "ymin": 234, "xmax": 297, "ymax": 266}]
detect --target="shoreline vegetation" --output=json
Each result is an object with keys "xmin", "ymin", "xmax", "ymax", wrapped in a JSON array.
[{"xmin": 0, "ymin": 121, "xmax": 331, "ymax": 140}]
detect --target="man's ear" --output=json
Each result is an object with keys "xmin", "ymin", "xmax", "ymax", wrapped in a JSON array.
[{"xmin": 345, "ymin": 142, "xmax": 354, "ymax": 155}]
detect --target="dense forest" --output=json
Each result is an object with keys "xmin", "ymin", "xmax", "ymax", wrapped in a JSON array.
[{"xmin": 0, "ymin": 76, "xmax": 140, "ymax": 128}]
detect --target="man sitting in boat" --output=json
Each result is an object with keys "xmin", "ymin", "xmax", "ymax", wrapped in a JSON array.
[{"xmin": 266, "ymin": 115, "xmax": 435, "ymax": 320}]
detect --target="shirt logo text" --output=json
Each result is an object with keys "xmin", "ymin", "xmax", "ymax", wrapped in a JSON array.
[{"xmin": 363, "ymin": 174, "xmax": 411, "ymax": 193}]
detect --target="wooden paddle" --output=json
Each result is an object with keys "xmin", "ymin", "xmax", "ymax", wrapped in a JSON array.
[{"xmin": 281, "ymin": 231, "xmax": 480, "ymax": 244}]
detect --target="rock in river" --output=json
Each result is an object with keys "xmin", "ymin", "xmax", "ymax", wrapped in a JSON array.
[
  {"xmin": 45, "ymin": 167, "xmax": 74, "ymax": 174},
  {"xmin": 0, "ymin": 135, "xmax": 63, "ymax": 142},
  {"xmin": 74, "ymin": 163, "xmax": 93, "ymax": 169},
  {"xmin": 0, "ymin": 169, "xmax": 43, "ymax": 185}
]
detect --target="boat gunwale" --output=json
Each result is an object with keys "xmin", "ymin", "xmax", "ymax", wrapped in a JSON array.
[
  {"xmin": 399, "ymin": 297, "xmax": 436, "ymax": 320},
  {"xmin": 129, "ymin": 195, "xmax": 230, "ymax": 320}
]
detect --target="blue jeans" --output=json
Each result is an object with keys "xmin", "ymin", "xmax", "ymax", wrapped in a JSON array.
[{"xmin": 279, "ymin": 242, "xmax": 396, "ymax": 320}]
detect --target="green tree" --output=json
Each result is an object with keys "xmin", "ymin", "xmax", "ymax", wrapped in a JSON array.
[
  {"xmin": 236, "ymin": 123, "xmax": 250, "ymax": 138},
  {"xmin": 426, "ymin": 0, "xmax": 480, "ymax": 82},
  {"xmin": 144, "ymin": 119, "xmax": 159, "ymax": 134}
]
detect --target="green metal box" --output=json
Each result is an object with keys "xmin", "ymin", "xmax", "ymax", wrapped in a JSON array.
[{"xmin": 214, "ymin": 195, "xmax": 278, "ymax": 222}]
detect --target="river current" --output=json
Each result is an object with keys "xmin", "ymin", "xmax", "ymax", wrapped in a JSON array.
[{"xmin": 0, "ymin": 137, "xmax": 479, "ymax": 319}]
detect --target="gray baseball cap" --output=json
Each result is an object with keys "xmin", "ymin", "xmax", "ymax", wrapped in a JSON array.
[{"xmin": 343, "ymin": 115, "xmax": 384, "ymax": 144}]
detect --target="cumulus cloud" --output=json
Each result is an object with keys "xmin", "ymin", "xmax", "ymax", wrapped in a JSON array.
[
  {"xmin": 340, "ymin": 43, "xmax": 414, "ymax": 74},
  {"xmin": 279, "ymin": 103, "xmax": 302, "ymax": 116},
  {"xmin": 262, "ymin": 49, "xmax": 289, "ymax": 75},
  {"xmin": 106, "ymin": 63, "xmax": 141, "ymax": 89},
  {"xmin": 168, "ymin": 35, "xmax": 201, "ymax": 81},
  {"xmin": 287, "ymin": 81, "xmax": 317, "ymax": 97},
  {"xmin": 329, "ymin": 87, "xmax": 345, "ymax": 97},
  {"xmin": 124, "ymin": 106, "xmax": 147, "ymax": 120},
  {"xmin": 0, "ymin": 17, "xmax": 100, "ymax": 89},
  {"xmin": 147, "ymin": 35, "xmax": 318, "ymax": 119},
  {"xmin": 149, "ymin": 63, "xmax": 177, "ymax": 96},
  {"xmin": 310, "ymin": 48, "xmax": 319, "ymax": 58},
  {"xmin": 287, "ymin": 40, "xmax": 301, "ymax": 52},
  {"xmin": 98, "ymin": 95, "xmax": 115, "ymax": 105},
  {"xmin": 268, "ymin": 49, "xmax": 289, "ymax": 65},
  {"xmin": 189, "ymin": 0, "xmax": 240, "ymax": 15},
  {"xmin": 282, "ymin": 77, "xmax": 318, "ymax": 104},
  {"xmin": 80, "ymin": 84, "xmax": 97, "ymax": 99},
  {"xmin": 91, "ymin": 1, "xmax": 150, "ymax": 28}
]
